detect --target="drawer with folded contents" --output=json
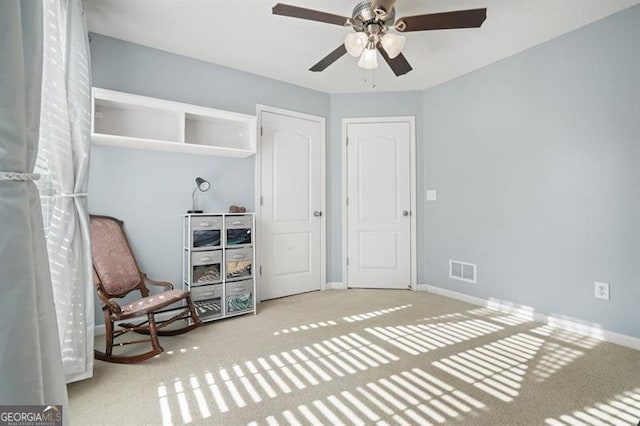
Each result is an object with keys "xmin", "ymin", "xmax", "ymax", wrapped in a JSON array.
[
  {"xmin": 225, "ymin": 215, "xmax": 253, "ymax": 246},
  {"xmin": 188, "ymin": 216, "xmax": 223, "ymax": 250},
  {"xmin": 190, "ymin": 250, "xmax": 222, "ymax": 286},
  {"xmin": 225, "ymin": 247, "xmax": 253, "ymax": 281},
  {"xmin": 190, "ymin": 284, "xmax": 223, "ymax": 321},
  {"xmin": 225, "ymin": 279, "xmax": 253, "ymax": 315}
]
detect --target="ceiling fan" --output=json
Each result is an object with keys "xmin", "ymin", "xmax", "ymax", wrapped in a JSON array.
[{"xmin": 272, "ymin": 0, "xmax": 487, "ymax": 76}]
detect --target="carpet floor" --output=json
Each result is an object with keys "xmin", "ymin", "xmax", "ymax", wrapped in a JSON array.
[{"xmin": 68, "ymin": 289, "xmax": 640, "ymax": 425}]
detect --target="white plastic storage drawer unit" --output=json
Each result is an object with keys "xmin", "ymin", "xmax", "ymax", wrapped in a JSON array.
[{"xmin": 183, "ymin": 213, "xmax": 256, "ymax": 323}]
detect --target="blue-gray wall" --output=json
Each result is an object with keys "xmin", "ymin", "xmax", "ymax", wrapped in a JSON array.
[
  {"xmin": 423, "ymin": 5, "xmax": 640, "ymax": 338},
  {"xmin": 88, "ymin": 34, "xmax": 329, "ymax": 324},
  {"xmin": 89, "ymin": 4, "xmax": 639, "ymax": 338}
]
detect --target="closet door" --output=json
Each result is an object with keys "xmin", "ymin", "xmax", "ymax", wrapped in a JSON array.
[
  {"xmin": 258, "ymin": 108, "xmax": 325, "ymax": 300},
  {"xmin": 345, "ymin": 118, "xmax": 415, "ymax": 289}
]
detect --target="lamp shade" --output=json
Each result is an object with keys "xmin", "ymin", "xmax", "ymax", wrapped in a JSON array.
[
  {"xmin": 344, "ymin": 32, "xmax": 368, "ymax": 57},
  {"xmin": 380, "ymin": 33, "xmax": 406, "ymax": 59},
  {"xmin": 195, "ymin": 177, "xmax": 210, "ymax": 192},
  {"xmin": 357, "ymin": 48, "xmax": 378, "ymax": 69}
]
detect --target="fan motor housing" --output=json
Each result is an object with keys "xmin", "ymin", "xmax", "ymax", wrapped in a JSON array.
[{"xmin": 351, "ymin": 0, "xmax": 395, "ymax": 30}]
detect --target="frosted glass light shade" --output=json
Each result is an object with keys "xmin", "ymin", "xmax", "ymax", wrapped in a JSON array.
[
  {"xmin": 380, "ymin": 33, "xmax": 406, "ymax": 58},
  {"xmin": 344, "ymin": 32, "xmax": 368, "ymax": 57},
  {"xmin": 357, "ymin": 48, "xmax": 378, "ymax": 69}
]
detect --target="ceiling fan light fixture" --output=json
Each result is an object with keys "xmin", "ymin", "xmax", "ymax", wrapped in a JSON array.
[
  {"xmin": 381, "ymin": 33, "xmax": 406, "ymax": 59},
  {"xmin": 344, "ymin": 32, "xmax": 368, "ymax": 57},
  {"xmin": 357, "ymin": 46, "xmax": 378, "ymax": 69},
  {"xmin": 272, "ymin": 2, "xmax": 487, "ymax": 77}
]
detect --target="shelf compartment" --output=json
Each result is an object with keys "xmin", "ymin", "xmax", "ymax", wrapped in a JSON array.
[
  {"xmin": 192, "ymin": 230, "xmax": 221, "ymax": 250},
  {"xmin": 226, "ymin": 228, "xmax": 252, "ymax": 246},
  {"xmin": 225, "ymin": 279, "xmax": 253, "ymax": 315},
  {"xmin": 190, "ymin": 250, "xmax": 222, "ymax": 286},
  {"xmin": 225, "ymin": 247, "xmax": 253, "ymax": 281},
  {"xmin": 225, "ymin": 215, "xmax": 253, "ymax": 247},
  {"xmin": 93, "ymin": 98, "xmax": 183, "ymax": 143},
  {"xmin": 185, "ymin": 113, "xmax": 253, "ymax": 151},
  {"xmin": 191, "ymin": 284, "xmax": 223, "ymax": 321},
  {"xmin": 187, "ymin": 216, "xmax": 223, "ymax": 250},
  {"xmin": 194, "ymin": 299, "xmax": 222, "ymax": 321}
]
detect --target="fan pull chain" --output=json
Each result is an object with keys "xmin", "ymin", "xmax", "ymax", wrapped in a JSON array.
[{"xmin": 361, "ymin": 68, "xmax": 377, "ymax": 89}]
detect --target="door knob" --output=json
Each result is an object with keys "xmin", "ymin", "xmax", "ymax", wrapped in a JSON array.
[
  {"xmin": 314, "ymin": 211, "xmax": 322, "ymax": 217},
  {"xmin": 402, "ymin": 210, "xmax": 409, "ymax": 217}
]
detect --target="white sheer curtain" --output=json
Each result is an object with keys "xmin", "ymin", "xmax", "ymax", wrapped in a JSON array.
[
  {"xmin": 36, "ymin": 0, "xmax": 94, "ymax": 383},
  {"xmin": 0, "ymin": 0, "xmax": 68, "ymax": 411}
]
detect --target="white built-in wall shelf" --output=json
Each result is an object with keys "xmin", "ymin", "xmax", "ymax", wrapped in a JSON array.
[{"xmin": 91, "ymin": 88, "xmax": 256, "ymax": 158}]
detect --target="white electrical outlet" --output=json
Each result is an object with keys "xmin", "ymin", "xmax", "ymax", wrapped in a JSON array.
[
  {"xmin": 594, "ymin": 281, "xmax": 609, "ymax": 301},
  {"xmin": 426, "ymin": 190, "xmax": 437, "ymax": 201}
]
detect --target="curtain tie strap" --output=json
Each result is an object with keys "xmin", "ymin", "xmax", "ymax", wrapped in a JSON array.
[
  {"xmin": 0, "ymin": 172, "xmax": 40, "ymax": 181},
  {"xmin": 55, "ymin": 192, "xmax": 88, "ymax": 198}
]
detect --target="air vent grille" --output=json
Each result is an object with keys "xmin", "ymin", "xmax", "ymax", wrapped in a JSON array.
[{"xmin": 449, "ymin": 260, "xmax": 477, "ymax": 284}]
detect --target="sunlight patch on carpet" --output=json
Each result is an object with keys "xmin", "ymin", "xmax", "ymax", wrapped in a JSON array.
[
  {"xmin": 529, "ymin": 325, "xmax": 602, "ymax": 350},
  {"xmin": 343, "ymin": 304, "xmax": 413, "ymax": 323},
  {"xmin": 545, "ymin": 388, "xmax": 640, "ymax": 426},
  {"xmin": 433, "ymin": 333, "xmax": 546, "ymax": 402},
  {"xmin": 467, "ymin": 307, "xmax": 534, "ymax": 327},
  {"xmin": 156, "ymin": 332, "xmax": 401, "ymax": 424},
  {"xmin": 532, "ymin": 342, "xmax": 584, "ymax": 382},
  {"xmin": 418, "ymin": 312, "xmax": 469, "ymax": 323},
  {"xmin": 365, "ymin": 319, "xmax": 504, "ymax": 355},
  {"xmin": 249, "ymin": 367, "xmax": 486, "ymax": 426},
  {"xmin": 274, "ymin": 320, "xmax": 338, "ymax": 336}
]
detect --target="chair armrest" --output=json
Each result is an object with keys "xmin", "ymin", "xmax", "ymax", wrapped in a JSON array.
[
  {"xmin": 105, "ymin": 299, "xmax": 122, "ymax": 313},
  {"xmin": 96, "ymin": 288, "xmax": 122, "ymax": 313},
  {"xmin": 143, "ymin": 274, "xmax": 174, "ymax": 291}
]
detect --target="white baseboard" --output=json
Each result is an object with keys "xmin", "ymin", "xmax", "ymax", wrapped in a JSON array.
[
  {"xmin": 417, "ymin": 284, "xmax": 640, "ymax": 351},
  {"xmin": 416, "ymin": 284, "xmax": 487, "ymax": 307},
  {"xmin": 326, "ymin": 282, "xmax": 347, "ymax": 290}
]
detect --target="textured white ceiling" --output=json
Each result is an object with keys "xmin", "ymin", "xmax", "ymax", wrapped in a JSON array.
[{"xmin": 84, "ymin": 0, "xmax": 640, "ymax": 93}]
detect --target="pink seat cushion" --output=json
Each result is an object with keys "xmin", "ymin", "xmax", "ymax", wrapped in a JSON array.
[{"xmin": 115, "ymin": 289, "xmax": 188, "ymax": 320}]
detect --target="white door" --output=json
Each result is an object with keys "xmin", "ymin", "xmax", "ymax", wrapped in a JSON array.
[
  {"xmin": 259, "ymin": 108, "xmax": 325, "ymax": 300},
  {"xmin": 345, "ymin": 119, "xmax": 414, "ymax": 289}
]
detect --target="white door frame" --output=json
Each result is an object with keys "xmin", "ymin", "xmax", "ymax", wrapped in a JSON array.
[
  {"xmin": 256, "ymin": 104, "xmax": 327, "ymax": 302},
  {"xmin": 342, "ymin": 116, "xmax": 417, "ymax": 290}
]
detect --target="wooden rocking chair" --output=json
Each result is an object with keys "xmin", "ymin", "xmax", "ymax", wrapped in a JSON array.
[{"xmin": 90, "ymin": 215, "xmax": 202, "ymax": 363}]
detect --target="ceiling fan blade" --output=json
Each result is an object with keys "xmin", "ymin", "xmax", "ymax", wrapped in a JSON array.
[
  {"xmin": 272, "ymin": 3, "xmax": 351, "ymax": 26},
  {"xmin": 377, "ymin": 44, "xmax": 412, "ymax": 76},
  {"xmin": 396, "ymin": 8, "xmax": 487, "ymax": 32},
  {"xmin": 309, "ymin": 44, "xmax": 348, "ymax": 72}
]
